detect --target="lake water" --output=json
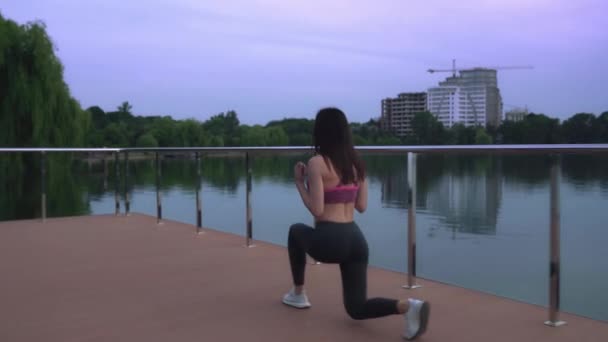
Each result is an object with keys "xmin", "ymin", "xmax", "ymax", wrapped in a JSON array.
[{"xmin": 2, "ymin": 153, "xmax": 607, "ymax": 321}]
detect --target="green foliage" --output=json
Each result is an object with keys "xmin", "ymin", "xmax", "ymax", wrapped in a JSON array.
[
  {"xmin": 266, "ymin": 126, "xmax": 289, "ymax": 146},
  {"xmin": 202, "ymin": 111, "xmax": 240, "ymax": 146},
  {"xmin": 103, "ymin": 122, "xmax": 129, "ymax": 147},
  {"xmin": 238, "ymin": 125, "xmax": 289, "ymax": 146},
  {"xmin": 474, "ymin": 128, "xmax": 492, "ymax": 145},
  {"xmin": 208, "ymin": 135, "xmax": 224, "ymax": 147},
  {"xmin": 448, "ymin": 124, "xmax": 476, "ymax": 145},
  {"xmin": 136, "ymin": 133, "xmax": 158, "ymax": 147},
  {"xmin": 376, "ymin": 135, "xmax": 401, "ymax": 145},
  {"xmin": 410, "ymin": 111, "xmax": 448, "ymax": 145},
  {"xmin": 350, "ymin": 119, "xmax": 401, "ymax": 145},
  {"xmin": 353, "ymin": 135, "xmax": 369, "ymax": 145},
  {"xmin": 149, "ymin": 116, "xmax": 176, "ymax": 147},
  {"xmin": 600, "ymin": 112, "xmax": 608, "ymax": 142},
  {"xmin": 175, "ymin": 119, "xmax": 206, "ymax": 146},
  {"xmin": 0, "ymin": 14, "xmax": 90, "ymax": 147},
  {"xmin": 499, "ymin": 113, "xmax": 560, "ymax": 144},
  {"xmin": 561, "ymin": 113, "xmax": 601, "ymax": 143},
  {"xmin": 117, "ymin": 101, "xmax": 132, "ymax": 115},
  {"xmin": 240, "ymin": 125, "xmax": 267, "ymax": 146},
  {"xmin": 267, "ymin": 118, "xmax": 314, "ymax": 145}
]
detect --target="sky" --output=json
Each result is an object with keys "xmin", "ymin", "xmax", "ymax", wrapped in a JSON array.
[{"xmin": 3, "ymin": 0, "xmax": 607, "ymax": 125}]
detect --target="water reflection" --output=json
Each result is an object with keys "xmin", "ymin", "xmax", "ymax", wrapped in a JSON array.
[{"xmin": 2, "ymin": 153, "xmax": 608, "ymax": 224}]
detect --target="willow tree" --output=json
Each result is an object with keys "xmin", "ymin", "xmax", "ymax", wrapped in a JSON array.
[
  {"xmin": 0, "ymin": 13, "xmax": 90, "ymax": 147},
  {"xmin": 0, "ymin": 13, "xmax": 91, "ymax": 220}
]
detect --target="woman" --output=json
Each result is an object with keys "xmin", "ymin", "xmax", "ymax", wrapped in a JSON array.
[{"xmin": 282, "ymin": 107, "xmax": 430, "ymax": 340}]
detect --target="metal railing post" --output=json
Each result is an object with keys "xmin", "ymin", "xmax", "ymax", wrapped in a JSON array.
[
  {"xmin": 103, "ymin": 155, "xmax": 108, "ymax": 191},
  {"xmin": 403, "ymin": 152, "xmax": 421, "ymax": 289},
  {"xmin": 114, "ymin": 152, "xmax": 120, "ymax": 215},
  {"xmin": 40, "ymin": 151, "xmax": 46, "ymax": 222},
  {"xmin": 124, "ymin": 151, "xmax": 130, "ymax": 216},
  {"xmin": 545, "ymin": 156, "xmax": 566, "ymax": 327},
  {"xmin": 245, "ymin": 152, "xmax": 254, "ymax": 247},
  {"xmin": 195, "ymin": 152, "xmax": 203, "ymax": 233},
  {"xmin": 155, "ymin": 152, "xmax": 162, "ymax": 224}
]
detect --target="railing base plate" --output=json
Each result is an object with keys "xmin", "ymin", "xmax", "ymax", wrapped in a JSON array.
[{"xmin": 544, "ymin": 320, "xmax": 567, "ymax": 327}]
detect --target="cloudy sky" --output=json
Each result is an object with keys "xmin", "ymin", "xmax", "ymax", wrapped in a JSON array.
[{"xmin": 3, "ymin": 0, "xmax": 607, "ymax": 124}]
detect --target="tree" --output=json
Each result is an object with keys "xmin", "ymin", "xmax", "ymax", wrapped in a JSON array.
[
  {"xmin": 265, "ymin": 126, "xmax": 289, "ymax": 146},
  {"xmin": 175, "ymin": 119, "xmax": 204, "ymax": 146},
  {"xmin": 474, "ymin": 128, "xmax": 492, "ymax": 145},
  {"xmin": 87, "ymin": 106, "xmax": 106, "ymax": 129},
  {"xmin": 0, "ymin": 14, "xmax": 90, "ymax": 147},
  {"xmin": 202, "ymin": 111, "xmax": 240, "ymax": 146},
  {"xmin": 500, "ymin": 113, "xmax": 560, "ymax": 144},
  {"xmin": 376, "ymin": 135, "xmax": 401, "ymax": 145},
  {"xmin": 411, "ymin": 111, "xmax": 447, "ymax": 145},
  {"xmin": 136, "ymin": 133, "xmax": 158, "ymax": 147},
  {"xmin": 240, "ymin": 125, "xmax": 267, "ymax": 146},
  {"xmin": 561, "ymin": 113, "xmax": 600, "ymax": 143},
  {"xmin": 599, "ymin": 111, "xmax": 608, "ymax": 142},
  {"xmin": 449, "ymin": 124, "xmax": 476, "ymax": 145},
  {"xmin": 289, "ymin": 133, "xmax": 312, "ymax": 146},
  {"xmin": 103, "ymin": 122, "xmax": 129, "ymax": 147},
  {"xmin": 117, "ymin": 101, "xmax": 132, "ymax": 115},
  {"xmin": 498, "ymin": 120, "xmax": 525, "ymax": 144},
  {"xmin": 521, "ymin": 113, "xmax": 560, "ymax": 144},
  {"xmin": 150, "ymin": 116, "xmax": 177, "ymax": 147},
  {"xmin": 208, "ymin": 135, "xmax": 224, "ymax": 147},
  {"xmin": 353, "ymin": 135, "xmax": 369, "ymax": 146}
]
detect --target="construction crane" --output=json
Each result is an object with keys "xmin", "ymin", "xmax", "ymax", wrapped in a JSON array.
[
  {"xmin": 426, "ymin": 59, "xmax": 533, "ymax": 126},
  {"xmin": 427, "ymin": 59, "xmax": 534, "ymax": 77}
]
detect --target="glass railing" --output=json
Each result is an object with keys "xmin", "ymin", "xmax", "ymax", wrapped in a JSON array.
[{"xmin": 2, "ymin": 144, "xmax": 608, "ymax": 325}]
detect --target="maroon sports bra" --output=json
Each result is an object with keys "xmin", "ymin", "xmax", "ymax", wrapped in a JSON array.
[{"xmin": 324, "ymin": 184, "xmax": 359, "ymax": 204}]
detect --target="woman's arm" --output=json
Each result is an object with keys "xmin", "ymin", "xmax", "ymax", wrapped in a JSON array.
[
  {"xmin": 355, "ymin": 178, "xmax": 368, "ymax": 213},
  {"xmin": 295, "ymin": 157, "xmax": 324, "ymax": 217}
]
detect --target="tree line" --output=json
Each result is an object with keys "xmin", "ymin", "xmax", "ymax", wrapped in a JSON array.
[
  {"xmin": 403, "ymin": 111, "xmax": 608, "ymax": 145},
  {"xmin": 86, "ymin": 106, "xmax": 608, "ymax": 147},
  {"xmin": 2, "ymin": 13, "xmax": 607, "ymax": 150},
  {"xmin": 85, "ymin": 102, "xmax": 400, "ymax": 147}
]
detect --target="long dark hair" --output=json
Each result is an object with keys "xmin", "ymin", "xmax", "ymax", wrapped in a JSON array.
[{"xmin": 313, "ymin": 107, "xmax": 365, "ymax": 184}]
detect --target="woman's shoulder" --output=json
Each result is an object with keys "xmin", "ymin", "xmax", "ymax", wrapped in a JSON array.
[
  {"xmin": 307, "ymin": 155, "xmax": 331, "ymax": 174},
  {"xmin": 307, "ymin": 155, "xmax": 325, "ymax": 167}
]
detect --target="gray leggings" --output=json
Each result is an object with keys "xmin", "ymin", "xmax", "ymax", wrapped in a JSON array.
[{"xmin": 288, "ymin": 221, "xmax": 399, "ymax": 320}]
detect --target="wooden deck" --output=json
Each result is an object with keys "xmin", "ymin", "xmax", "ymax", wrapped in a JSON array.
[{"xmin": 0, "ymin": 214, "xmax": 606, "ymax": 342}]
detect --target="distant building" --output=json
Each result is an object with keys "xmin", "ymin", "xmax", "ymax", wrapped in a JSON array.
[
  {"xmin": 505, "ymin": 108, "xmax": 528, "ymax": 122},
  {"xmin": 427, "ymin": 68, "xmax": 503, "ymax": 128},
  {"xmin": 380, "ymin": 92, "xmax": 427, "ymax": 137}
]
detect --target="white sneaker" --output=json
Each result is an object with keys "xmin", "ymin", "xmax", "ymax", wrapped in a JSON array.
[
  {"xmin": 282, "ymin": 288, "xmax": 311, "ymax": 309},
  {"xmin": 403, "ymin": 298, "xmax": 430, "ymax": 340}
]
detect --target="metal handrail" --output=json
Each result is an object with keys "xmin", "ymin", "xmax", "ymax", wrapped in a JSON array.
[
  {"xmin": 3, "ymin": 144, "xmax": 608, "ymax": 326},
  {"xmin": 1, "ymin": 143, "xmax": 608, "ymax": 153},
  {"xmin": 0, "ymin": 148, "xmax": 122, "ymax": 152}
]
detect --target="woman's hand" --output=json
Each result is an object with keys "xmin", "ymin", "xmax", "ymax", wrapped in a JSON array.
[{"xmin": 294, "ymin": 161, "xmax": 307, "ymax": 184}]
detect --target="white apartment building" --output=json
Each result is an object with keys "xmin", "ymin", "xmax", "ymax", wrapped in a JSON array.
[{"xmin": 427, "ymin": 68, "xmax": 502, "ymax": 128}]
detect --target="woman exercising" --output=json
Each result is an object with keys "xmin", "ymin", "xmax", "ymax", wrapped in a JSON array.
[{"xmin": 282, "ymin": 107, "xmax": 431, "ymax": 340}]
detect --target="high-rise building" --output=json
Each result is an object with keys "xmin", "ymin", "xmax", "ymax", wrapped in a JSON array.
[
  {"xmin": 427, "ymin": 68, "xmax": 503, "ymax": 128},
  {"xmin": 380, "ymin": 92, "xmax": 427, "ymax": 137}
]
